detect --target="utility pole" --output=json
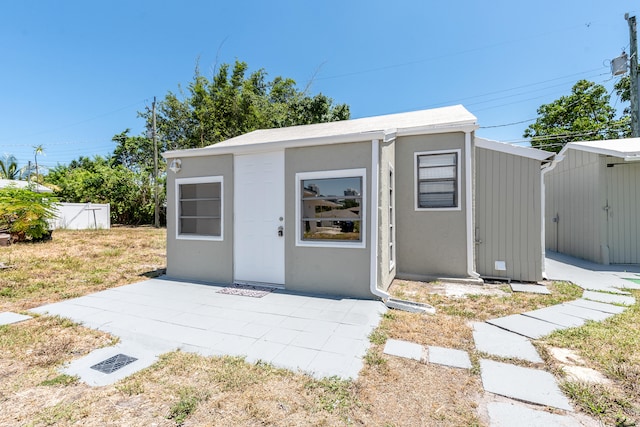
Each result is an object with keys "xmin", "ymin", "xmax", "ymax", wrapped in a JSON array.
[
  {"xmin": 152, "ymin": 96, "xmax": 160, "ymax": 228},
  {"xmin": 626, "ymin": 13, "xmax": 640, "ymax": 137}
]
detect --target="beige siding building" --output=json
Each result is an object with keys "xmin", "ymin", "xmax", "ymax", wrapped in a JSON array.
[
  {"xmin": 544, "ymin": 138, "xmax": 640, "ymax": 265},
  {"xmin": 475, "ymin": 139, "xmax": 554, "ymax": 282}
]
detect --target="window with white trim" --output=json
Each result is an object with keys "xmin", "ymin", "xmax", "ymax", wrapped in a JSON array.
[
  {"xmin": 176, "ymin": 176, "xmax": 223, "ymax": 240},
  {"xmin": 416, "ymin": 151, "xmax": 459, "ymax": 209},
  {"xmin": 296, "ymin": 169, "xmax": 366, "ymax": 247}
]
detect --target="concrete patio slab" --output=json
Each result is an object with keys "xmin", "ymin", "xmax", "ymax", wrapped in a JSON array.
[
  {"xmin": 582, "ymin": 290, "xmax": 635, "ymax": 306},
  {"xmin": 0, "ymin": 312, "xmax": 32, "ymax": 326},
  {"xmin": 472, "ymin": 322, "xmax": 543, "ymax": 363},
  {"xmin": 486, "ymin": 314, "xmax": 561, "ymax": 339},
  {"xmin": 383, "ymin": 339, "xmax": 423, "ymax": 361},
  {"xmin": 523, "ymin": 307, "xmax": 586, "ymax": 328},
  {"xmin": 427, "ymin": 346, "xmax": 471, "ymax": 369},
  {"xmin": 480, "ymin": 359, "xmax": 573, "ymax": 411},
  {"xmin": 545, "ymin": 252, "xmax": 640, "ymax": 292},
  {"xmin": 30, "ymin": 278, "xmax": 386, "ymax": 383},
  {"xmin": 510, "ymin": 283, "xmax": 551, "ymax": 294},
  {"xmin": 566, "ymin": 299, "xmax": 625, "ymax": 314},
  {"xmin": 486, "ymin": 401, "xmax": 582, "ymax": 427}
]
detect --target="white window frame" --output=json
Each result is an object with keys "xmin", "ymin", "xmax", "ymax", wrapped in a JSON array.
[
  {"xmin": 175, "ymin": 176, "xmax": 224, "ymax": 241},
  {"xmin": 414, "ymin": 149, "xmax": 461, "ymax": 211},
  {"xmin": 295, "ymin": 168, "xmax": 367, "ymax": 249}
]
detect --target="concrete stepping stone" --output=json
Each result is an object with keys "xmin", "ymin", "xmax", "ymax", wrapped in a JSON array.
[
  {"xmin": 427, "ymin": 346, "xmax": 471, "ymax": 369},
  {"xmin": 480, "ymin": 359, "xmax": 573, "ymax": 411},
  {"xmin": 555, "ymin": 303, "xmax": 613, "ymax": 322},
  {"xmin": 522, "ymin": 307, "xmax": 585, "ymax": 328},
  {"xmin": 486, "ymin": 401, "xmax": 582, "ymax": 426},
  {"xmin": 582, "ymin": 290, "xmax": 635, "ymax": 306},
  {"xmin": 383, "ymin": 339, "xmax": 423, "ymax": 361},
  {"xmin": 472, "ymin": 322, "xmax": 542, "ymax": 363},
  {"xmin": 0, "ymin": 312, "xmax": 32, "ymax": 326},
  {"xmin": 486, "ymin": 314, "xmax": 561, "ymax": 339},
  {"xmin": 62, "ymin": 341, "xmax": 162, "ymax": 386},
  {"xmin": 510, "ymin": 283, "xmax": 551, "ymax": 294},
  {"xmin": 566, "ymin": 299, "xmax": 625, "ymax": 314}
]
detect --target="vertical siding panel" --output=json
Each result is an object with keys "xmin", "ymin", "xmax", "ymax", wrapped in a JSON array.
[
  {"xmin": 492, "ymin": 151, "xmax": 501, "ymax": 274},
  {"xmin": 505, "ymin": 153, "xmax": 514, "ymax": 278},
  {"xmin": 483, "ymin": 149, "xmax": 491, "ymax": 275},
  {"xmin": 629, "ymin": 164, "xmax": 640, "ymax": 263}
]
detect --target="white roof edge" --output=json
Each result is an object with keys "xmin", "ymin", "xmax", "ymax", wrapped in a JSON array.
[
  {"xmin": 163, "ymin": 122, "xmax": 478, "ymax": 159},
  {"xmin": 475, "ymin": 137, "xmax": 554, "ymax": 161},
  {"xmin": 163, "ymin": 130, "xmax": 386, "ymax": 158},
  {"xmin": 559, "ymin": 138, "xmax": 640, "ymax": 158}
]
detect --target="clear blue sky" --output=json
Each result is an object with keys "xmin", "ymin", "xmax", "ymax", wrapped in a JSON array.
[{"xmin": 1, "ymin": 0, "xmax": 637, "ymax": 171}]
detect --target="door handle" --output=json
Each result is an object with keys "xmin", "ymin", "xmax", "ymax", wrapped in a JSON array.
[{"xmin": 278, "ymin": 226, "xmax": 283, "ymax": 237}]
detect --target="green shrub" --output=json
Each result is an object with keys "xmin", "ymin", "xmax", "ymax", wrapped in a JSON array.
[{"xmin": 0, "ymin": 186, "xmax": 58, "ymax": 241}]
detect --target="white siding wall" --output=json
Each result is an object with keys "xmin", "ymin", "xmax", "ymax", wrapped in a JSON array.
[
  {"xmin": 475, "ymin": 148, "xmax": 543, "ymax": 281},
  {"xmin": 606, "ymin": 158, "xmax": 640, "ymax": 263},
  {"xmin": 51, "ymin": 203, "xmax": 111, "ymax": 230},
  {"xmin": 545, "ymin": 150, "xmax": 603, "ymax": 263}
]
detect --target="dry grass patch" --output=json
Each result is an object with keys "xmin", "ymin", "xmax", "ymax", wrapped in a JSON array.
[
  {"xmin": 0, "ymin": 226, "xmax": 165, "ymax": 312},
  {"xmin": 391, "ymin": 279, "xmax": 582, "ymax": 321}
]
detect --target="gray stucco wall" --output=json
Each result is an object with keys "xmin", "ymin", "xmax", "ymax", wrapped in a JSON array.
[
  {"xmin": 165, "ymin": 154, "xmax": 234, "ymax": 284},
  {"xmin": 395, "ymin": 133, "xmax": 469, "ymax": 279},
  {"xmin": 377, "ymin": 139, "xmax": 396, "ymax": 291},
  {"xmin": 475, "ymin": 148, "xmax": 543, "ymax": 281},
  {"xmin": 545, "ymin": 149, "xmax": 603, "ymax": 263},
  {"xmin": 284, "ymin": 141, "xmax": 374, "ymax": 298}
]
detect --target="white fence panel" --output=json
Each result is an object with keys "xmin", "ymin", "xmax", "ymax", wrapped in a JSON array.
[{"xmin": 51, "ymin": 203, "xmax": 111, "ymax": 230}]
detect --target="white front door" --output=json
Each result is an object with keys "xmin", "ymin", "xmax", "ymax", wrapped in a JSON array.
[{"xmin": 233, "ymin": 151, "xmax": 285, "ymax": 285}]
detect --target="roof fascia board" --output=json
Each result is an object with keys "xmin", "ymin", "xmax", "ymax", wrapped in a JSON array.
[
  {"xmin": 563, "ymin": 143, "xmax": 634, "ymax": 159},
  {"xmin": 476, "ymin": 138, "xmax": 554, "ymax": 161}
]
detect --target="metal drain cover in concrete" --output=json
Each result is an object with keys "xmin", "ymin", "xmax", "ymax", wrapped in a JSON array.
[{"xmin": 90, "ymin": 354, "xmax": 138, "ymax": 374}]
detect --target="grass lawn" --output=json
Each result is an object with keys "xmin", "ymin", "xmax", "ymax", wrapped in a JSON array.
[{"xmin": 0, "ymin": 227, "xmax": 637, "ymax": 426}]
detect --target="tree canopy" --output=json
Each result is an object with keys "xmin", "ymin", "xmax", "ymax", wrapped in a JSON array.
[
  {"xmin": 46, "ymin": 154, "xmax": 161, "ymax": 225},
  {"xmin": 46, "ymin": 59, "xmax": 351, "ymax": 226},
  {"xmin": 141, "ymin": 60, "xmax": 350, "ymax": 150},
  {"xmin": 524, "ymin": 79, "xmax": 630, "ymax": 153}
]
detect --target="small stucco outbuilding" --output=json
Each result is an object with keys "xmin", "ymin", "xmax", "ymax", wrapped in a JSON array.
[
  {"xmin": 544, "ymin": 138, "xmax": 640, "ymax": 265},
  {"xmin": 162, "ymin": 106, "xmax": 551, "ymax": 299}
]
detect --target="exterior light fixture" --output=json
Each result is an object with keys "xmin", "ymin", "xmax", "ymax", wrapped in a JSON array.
[{"xmin": 169, "ymin": 159, "xmax": 182, "ymax": 173}]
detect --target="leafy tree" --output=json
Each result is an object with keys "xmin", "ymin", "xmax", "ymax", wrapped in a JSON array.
[
  {"xmin": 0, "ymin": 154, "xmax": 24, "ymax": 180},
  {"xmin": 142, "ymin": 60, "xmax": 350, "ymax": 150},
  {"xmin": 613, "ymin": 64, "xmax": 639, "ymax": 117},
  {"xmin": 524, "ymin": 80, "xmax": 630, "ymax": 152},
  {"xmin": 46, "ymin": 156, "xmax": 163, "ymax": 225},
  {"xmin": 111, "ymin": 129, "xmax": 156, "ymax": 174},
  {"xmin": 0, "ymin": 186, "xmax": 57, "ymax": 241}
]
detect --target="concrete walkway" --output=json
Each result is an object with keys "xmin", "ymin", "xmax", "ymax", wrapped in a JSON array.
[
  {"xmin": 545, "ymin": 251, "xmax": 640, "ymax": 293},
  {"xmin": 30, "ymin": 278, "xmax": 386, "ymax": 385}
]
